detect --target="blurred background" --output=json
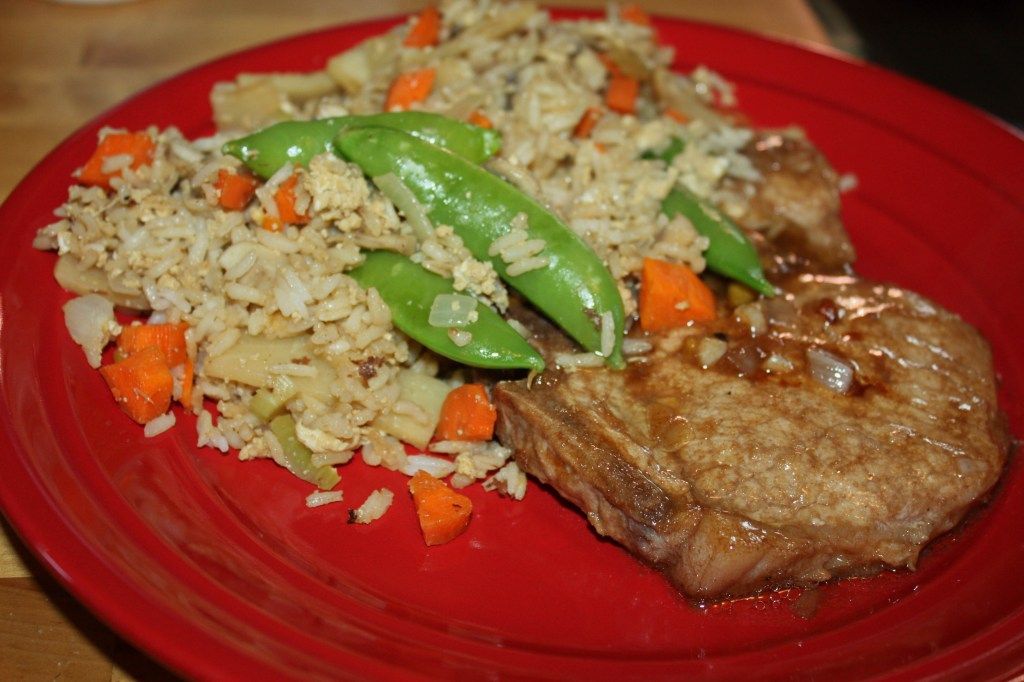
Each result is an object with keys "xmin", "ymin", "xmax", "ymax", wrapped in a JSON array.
[
  {"xmin": 0, "ymin": 0, "xmax": 1019, "ymax": 679},
  {"xmin": 814, "ymin": 0, "xmax": 1023, "ymax": 130}
]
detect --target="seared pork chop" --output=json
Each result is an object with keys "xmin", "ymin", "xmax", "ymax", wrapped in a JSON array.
[
  {"xmin": 727, "ymin": 131, "xmax": 856, "ymax": 270},
  {"xmin": 494, "ymin": 275, "xmax": 1009, "ymax": 599}
]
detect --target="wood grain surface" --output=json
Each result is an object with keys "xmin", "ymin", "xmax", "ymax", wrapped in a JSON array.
[{"xmin": 0, "ymin": 1, "xmax": 828, "ymax": 678}]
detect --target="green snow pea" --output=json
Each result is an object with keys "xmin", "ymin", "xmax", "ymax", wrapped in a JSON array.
[
  {"xmin": 640, "ymin": 136, "xmax": 685, "ymax": 164},
  {"xmin": 662, "ymin": 187, "xmax": 775, "ymax": 296},
  {"xmin": 223, "ymin": 111, "xmax": 502, "ymax": 179},
  {"xmin": 335, "ymin": 126, "xmax": 625, "ymax": 369},
  {"xmin": 348, "ymin": 251, "xmax": 545, "ymax": 372},
  {"xmin": 654, "ymin": 137, "xmax": 775, "ymax": 296}
]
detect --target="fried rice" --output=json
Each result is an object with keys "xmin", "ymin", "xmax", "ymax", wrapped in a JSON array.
[{"xmin": 34, "ymin": 0, "xmax": 770, "ymax": 518}]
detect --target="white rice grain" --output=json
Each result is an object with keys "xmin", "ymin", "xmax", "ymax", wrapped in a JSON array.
[
  {"xmin": 144, "ymin": 412, "xmax": 176, "ymax": 438},
  {"xmin": 599, "ymin": 310, "xmax": 614, "ymax": 357},
  {"xmin": 225, "ymin": 282, "xmax": 266, "ymax": 305},
  {"xmin": 622, "ymin": 338, "xmax": 653, "ymax": 355},
  {"xmin": 265, "ymin": 162, "xmax": 295, "ymax": 189},
  {"xmin": 448, "ymin": 328, "xmax": 473, "ymax": 346},
  {"xmin": 100, "ymin": 154, "xmax": 134, "ymax": 174},
  {"xmin": 400, "ymin": 455, "xmax": 457, "ymax": 478},
  {"xmin": 197, "ymin": 410, "xmax": 230, "ymax": 453},
  {"xmin": 349, "ymin": 488, "xmax": 394, "ymax": 524},
  {"xmin": 206, "ymin": 327, "xmax": 242, "ymax": 358},
  {"xmin": 483, "ymin": 461, "xmax": 527, "ymax": 500},
  {"xmin": 487, "ymin": 228, "xmax": 527, "ymax": 257},
  {"xmin": 505, "ymin": 256, "xmax": 549, "ymax": 276},
  {"xmin": 305, "ymin": 490, "xmax": 344, "ymax": 508},
  {"xmin": 269, "ymin": 363, "xmax": 318, "ymax": 378},
  {"xmin": 257, "ymin": 228, "xmax": 302, "ymax": 253},
  {"xmin": 555, "ymin": 352, "xmax": 605, "ymax": 369},
  {"xmin": 392, "ymin": 399, "xmax": 430, "ymax": 424},
  {"xmin": 500, "ymin": 238, "xmax": 546, "ymax": 262},
  {"xmin": 507, "ymin": 319, "xmax": 530, "ymax": 338}
]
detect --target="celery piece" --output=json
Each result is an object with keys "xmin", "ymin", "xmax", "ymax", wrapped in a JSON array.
[
  {"xmin": 268, "ymin": 414, "xmax": 340, "ymax": 490},
  {"xmin": 249, "ymin": 379, "xmax": 299, "ymax": 422}
]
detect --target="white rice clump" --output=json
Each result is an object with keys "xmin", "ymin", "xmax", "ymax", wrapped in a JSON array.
[
  {"xmin": 349, "ymin": 488, "xmax": 395, "ymax": 524},
  {"xmin": 144, "ymin": 412, "xmax": 176, "ymax": 438},
  {"xmin": 483, "ymin": 461, "xmax": 527, "ymax": 500}
]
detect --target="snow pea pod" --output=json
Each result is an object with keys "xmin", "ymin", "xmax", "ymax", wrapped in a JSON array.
[
  {"xmin": 640, "ymin": 136, "xmax": 685, "ymax": 164},
  {"xmin": 223, "ymin": 111, "xmax": 502, "ymax": 179},
  {"xmin": 662, "ymin": 186, "xmax": 775, "ymax": 297},
  {"xmin": 335, "ymin": 126, "xmax": 625, "ymax": 369},
  {"xmin": 348, "ymin": 251, "xmax": 545, "ymax": 372},
  {"xmin": 654, "ymin": 137, "xmax": 775, "ymax": 296}
]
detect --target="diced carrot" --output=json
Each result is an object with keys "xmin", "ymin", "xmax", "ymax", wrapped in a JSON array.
[
  {"xmin": 275, "ymin": 174, "xmax": 308, "ymax": 224},
  {"xmin": 468, "ymin": 110, "xmax": 493, "ymax": 129},
  {"xmin": 385, "ymin": 68, "xmax": 436, "ymax": 111},
  {"xmin": 606, "ymin": 74, "xmax": 639, "ymax": 114},
  {"xmin": 619, "ymin": 3, "xmax": 651, "ymax": 26},
  {"xmin": 573, "ymin": 106, "xmax": 603, "ymax": 139},
  {"xmin": 404, "ymin": 6, "xmax": 441, "ymax": 47},
  {"xmin": 78, "ymin": 132, "xmax": 156, "ymax": 189},
  {"xmin": 594, "ymin": 142, "xmax": 607, "ymax": 153},
  {"xmin": 261, "ymin": 215, "xmax": 285, "ymax": 232},
  {"xmin": 434, "ymin": 384, "xmax": 497, "ymax": 441},
  {"xmin": 214, "ymin": 169, "xmax": 258, "ymax": 210},
  {"xmin": 181, "ymin": 358, "xmax": 194, "ymax": 407},
  {"xmin": 408, "ymin": 471, "xmax": 473, "ymax": 546},
  {"xmin": 117, "ymin": 322, "xmax": 189, "ymax": 367},
  {"xmin": 262, "ymin": 174, "xmax": 308, "ymax": 231},
  {"xmin": 639, "ymin": 257, "xmax": 717, "ymax": 332},
  {"xmin": 665, "ymin": 108, "xmax": 690, "ymax": 124},
  {"xmin": 99, "ymin": 345, "xmax": 174, "ymax": 424}
]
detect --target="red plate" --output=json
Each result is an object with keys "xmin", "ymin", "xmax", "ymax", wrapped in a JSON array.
[{"xmin": 1, "ymin": 12, "xmax": 1023, "ymax": 681}]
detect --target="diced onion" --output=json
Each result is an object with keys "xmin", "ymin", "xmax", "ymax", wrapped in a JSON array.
[
  {"xmin": 428, "ymin": 293, "xmax": 478, "ymax": 328},
  {"xmin": 697, "ymin": 337, "xmax": 728, "ymax": 367},
  {"xmin": 63, "ymin": 294, "xmax": 118, "ymax": 369},
  {"xmin": 806, "ymin": 347, "xmax": 854, "ymax": 394},
  {"xmin": 373, "ymin": 173, "xmax": 433, "ymax": 240}
]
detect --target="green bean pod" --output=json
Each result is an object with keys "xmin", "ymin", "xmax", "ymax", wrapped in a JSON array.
[
  {"xmin": 335, "ymin": 126, "xmax": 625, "ymax": 368},
  {"xmin": 348, "ymin": 250, "xmax": 545, "ymax": 372},
  {"xmin": 661, "ymin": 187, "xmax": 776, "ymax": 296},
  {"xmin": 223, "ymin": 111, "xmax": 502, "ymax": 179}
]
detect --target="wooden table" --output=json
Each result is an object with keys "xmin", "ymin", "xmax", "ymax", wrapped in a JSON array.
[{"xmin": 0, "ymin": 2, "xmax": 829, "ymax": 678}]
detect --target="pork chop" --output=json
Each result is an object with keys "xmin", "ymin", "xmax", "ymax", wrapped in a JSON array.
[
  {"xmin": 727, "ymin": 131, "xmax": 857, "ymax": 271},
  {"xmin": 494, "ymin": 275, "xmax": 1009, "ymax": 599}
]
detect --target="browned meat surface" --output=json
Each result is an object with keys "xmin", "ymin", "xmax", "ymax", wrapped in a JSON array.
[
  {"xmin": 726, "ymin": 132, "xmax": 856, "ymax": 270},
  {"xmin": 494, "ymin": 275, "xmax": 1009, "ymax": 600}
]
